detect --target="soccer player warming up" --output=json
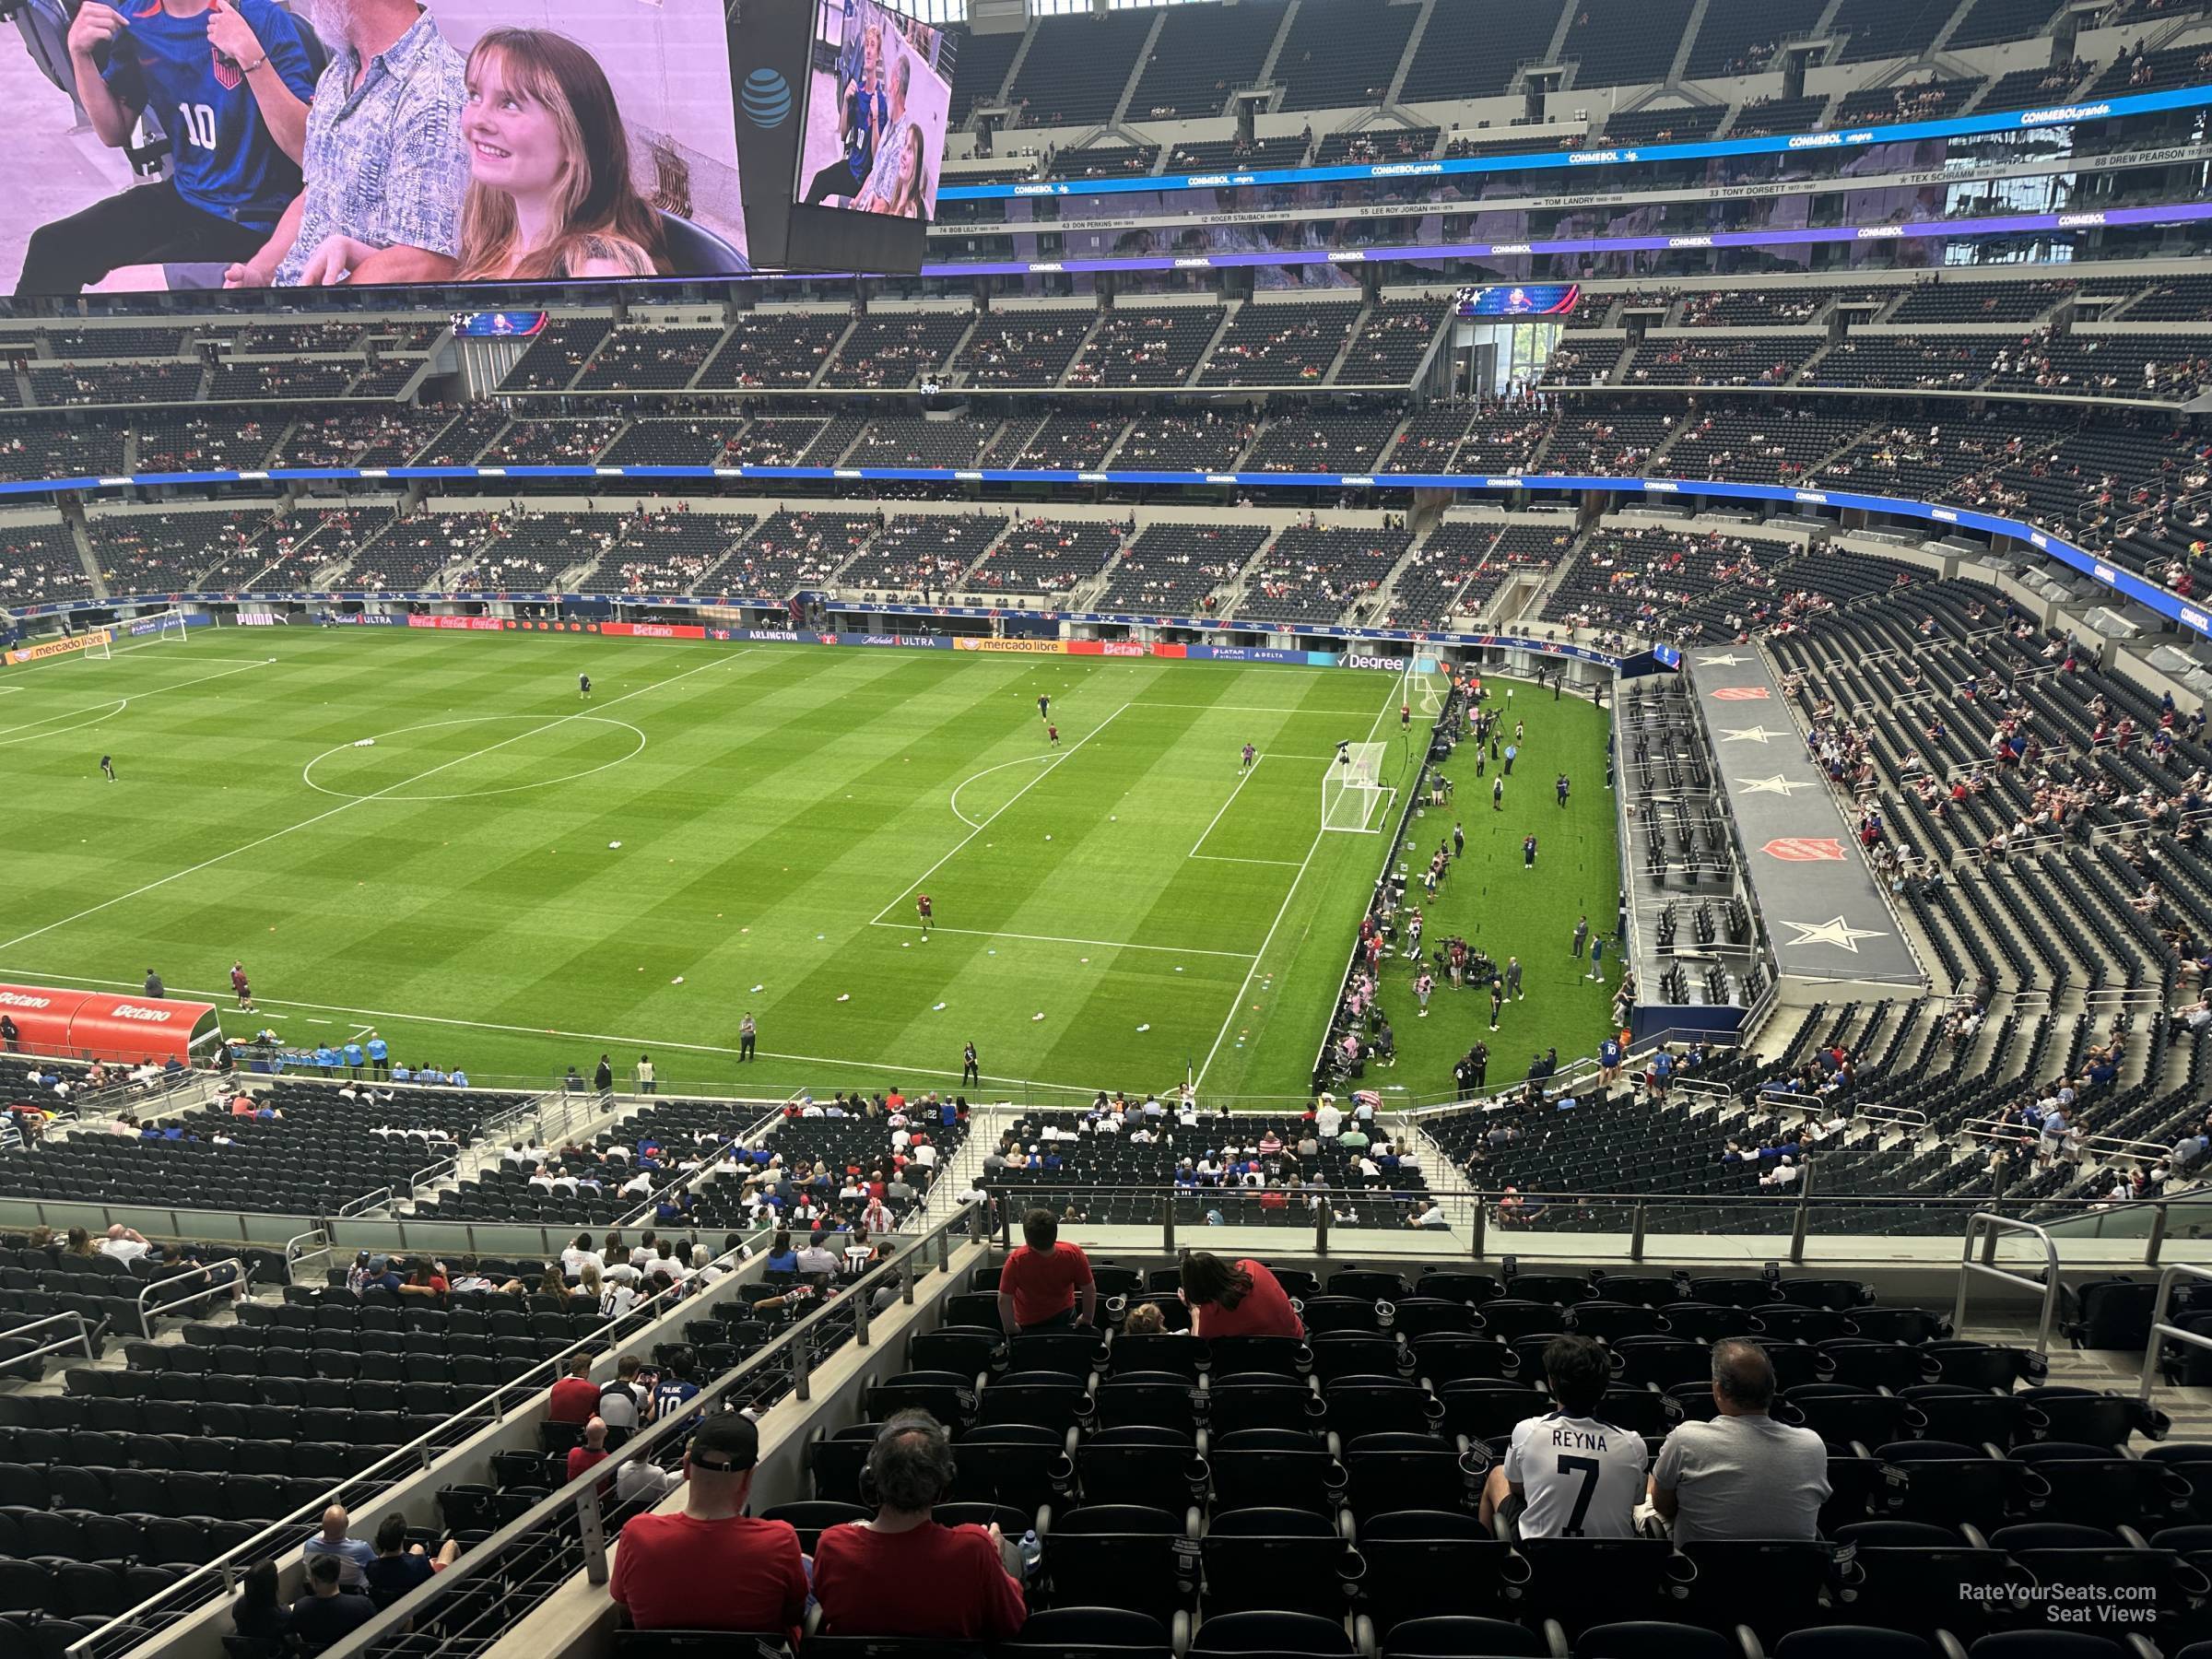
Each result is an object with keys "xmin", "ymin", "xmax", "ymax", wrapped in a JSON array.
[
  {"xmin": 230, "ymin": 960, "xmax": 254, "ymax": 1012},
  {"xmin": 579, "ymin": 673, "xmax": 592, "ymax": 700},
  {"xmin": 1037, "ymin": 692, "xmax": 1050, "ymax": 724},
  {"xmin": 1047, "ymin": 723, "xmax": 1060, "ymax": 747},
  {"xmin": 916, "ymin": 894, "xmax": 933, "ymax": 937},
  {"xmin": 1241, "ymin": 742, "xmax": 1256, "ymax": 771},
  {"xmin": 100, "ymin": 754, "xmax": 116, "ymax": 782}
]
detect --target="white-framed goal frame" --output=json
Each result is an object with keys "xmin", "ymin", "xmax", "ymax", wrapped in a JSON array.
[
  {"xmin": 97, "ymin": 608, "xmax": 193, "ymax": 658},
  {"xmin": 1321, "ymin": 740, "xmax": 1394, "ymax": 833}
]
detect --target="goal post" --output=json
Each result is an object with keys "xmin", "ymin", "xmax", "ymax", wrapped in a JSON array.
[
  {"xmin": 131, "ymin": 608, "xmax": 192, "ymax": 646},
  {"xmin": 1322, "ymin": 740, "xmax": 1393, "ymax": 833},
  {"xmin": 88, "ymin": 610, "xmax": 190, "ymax": 661},
  {"xmin": 1405, "ymin": 652, "xmax": 1447, "ymax": 715}
]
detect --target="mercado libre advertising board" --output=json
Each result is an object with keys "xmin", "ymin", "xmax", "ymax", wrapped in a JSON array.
[{"xmin": 6, "ymin": 629, "xmax": 110, "ymax": 665}]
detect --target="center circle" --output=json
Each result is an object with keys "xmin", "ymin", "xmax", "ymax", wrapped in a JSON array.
[{"xmin": 301, "ymin": 714, "xmax": 647, "ymax": 802}]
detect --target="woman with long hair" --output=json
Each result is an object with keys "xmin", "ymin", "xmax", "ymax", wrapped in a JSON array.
[
  {"xmin": 297, "ymin": 29, "xmax": 664, "ymax": 285},
  {"xmin": 854, "ymin": 122, "xmax": 926, "ymax": 219},
  {"xmin": 230, "ymin": 1559, "xmax": 289, "ymax": 1641},
  {"xmin": 1179, "ymin": 1251, "xmax": 1303, "ymax": 1338},
  {"xmin": 765, "ymin": 1229, "xmax": 799, "ymax": 1276},
  {"xmin": 453, "ymin": 30, "xmax": 664, "ymax": 280}
]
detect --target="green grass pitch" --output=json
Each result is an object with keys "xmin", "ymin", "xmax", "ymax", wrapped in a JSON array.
[{"xmin": 0, "ymin": 630, "xmax": 1618, "ymax": 1108}]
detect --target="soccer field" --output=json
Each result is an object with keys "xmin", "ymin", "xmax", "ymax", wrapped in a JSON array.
[{"xmin": 1, "ymin": 628, "xmax": 1464, "ymax": 1105}]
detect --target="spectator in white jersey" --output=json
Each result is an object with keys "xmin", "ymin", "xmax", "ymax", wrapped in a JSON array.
[
  {"xmin": 1482, "ymin": 1335, "xmax": 1648, "ymax": 1538},
  {"xmin": 1650, "ymin": 1339, "xmax": 1830, "ymax": 1543}
]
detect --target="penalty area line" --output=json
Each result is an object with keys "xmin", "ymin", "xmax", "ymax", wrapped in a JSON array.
[
  {"xmin": 867, "ymin": 921, "xmax": 1255, "ymax": 960},
  {"xmin": 1192, "ymin": 677, "xmax": 1404, "ymax": 1088}
]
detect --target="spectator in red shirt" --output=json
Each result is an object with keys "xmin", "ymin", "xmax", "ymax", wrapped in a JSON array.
[
  {"xmin": 566, "ymin": 1417, "xmax": 611, "ymax": 1488},
  {"xmin": 608, "ymin": 1412, "xmax": 806, "ymax": 1632},
  {"xmin": 1181, "ymin": 1252, "xmax": 1304, "ymax": 1339},
  {"xmin": 398, "ymin": 1258, "xmax": 448, "ymax": 1298},
  {"xmin": 995, "ymin": 1209, "xmax": 1096, "ymax": 1336},
  {"xmin": 548, "ymin": 1354, "xmax": 601, "ymax": 1425},
  {"xmin": 812, "ymin": 1410, "xmax": 1027, "ymax": 1641}
]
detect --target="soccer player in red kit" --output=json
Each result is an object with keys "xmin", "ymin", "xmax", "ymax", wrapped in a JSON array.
[
  {"xmin": 1047, "ymin": 723, "xmax": 1059, "ymax": 747},
  {"xmin": 230, "ymin": 961, "xmax": 253, "ymax": 1011},
  {"xmin": 917, "ymin": 895, "xmax": 933, "ymax": 937}
]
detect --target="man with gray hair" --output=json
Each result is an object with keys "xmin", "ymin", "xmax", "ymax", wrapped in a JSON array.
[{"xmin": 1648, "ymin": 1339, "xmax": 1829, "ymax": 1542}]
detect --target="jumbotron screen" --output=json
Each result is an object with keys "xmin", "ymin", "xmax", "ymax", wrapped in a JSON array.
[
  {"xmin": 1455, "ymin": 283, "xmax": 1582, "ymax": 318},
  {"xmin": 794, "ymin": 0, "xmax": 952, "ymax": 223},
  {"xmin": 6, "ymin": 0, "xmax": 755, "ymax": 296}
]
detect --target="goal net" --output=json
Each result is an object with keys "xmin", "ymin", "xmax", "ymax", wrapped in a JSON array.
[
  {"xmin": 1322, "ymin": 741, "xmax": 1393, "ymax": 833},
  {"xmin": 1407, "ymin": 654, "xmax": 1448, "ymax": 715},
  {"xmin": 129, "ymin": 609, "xmax": 192, "ymax": 647}
]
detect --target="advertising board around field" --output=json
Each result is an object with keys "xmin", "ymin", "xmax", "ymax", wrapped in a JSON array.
[
  {"xmin": 4, "ymin": 628, "xmax": 112, "ymax": 665},
  {"xmin": 953, "ymin": 637, "xmax": 1067, "ymax": 654},
  {"xmin": 600, "ymin": 620, "xmax": 708, "ymax": 640}
]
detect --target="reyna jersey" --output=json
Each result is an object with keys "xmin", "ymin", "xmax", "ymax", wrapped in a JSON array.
[
  {"xmin": 107, "ymin": 0, "xmax": 318, "ymax": 230},
  {"xmin": 1502, "ymin": 1411, "xmax": 1649, "ymax": 1538}
]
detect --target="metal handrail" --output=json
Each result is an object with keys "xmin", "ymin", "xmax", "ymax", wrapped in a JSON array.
[
  {"xmin": 336, "ymin": 1187, "xmax": 394, "ymax": 1218},
  {"xmin": 2137, "ymin": 1261, "xmax": 2212, "ymax": 1405},
  {"xmin": 283, "ymin": 1226, "xmax": 331, "ymax": 1288},
  {"xmin": 1954, "ymin": 1211, "xmax": 2063, "ymax": 1356},
  {"xmin": 66, "ymin": 1225, "xmax": 771, "ymax": 1659},
  {"xmin": 1959, "ymin": 1114, "xmax": 2173, "ymax": 1164},
  {"xmin": 310, "ymin": 1199, "xmax": 992, "ymax": 1659},
  {"xmin": 134, "ymin": 1256, "xmax": 248, "ymax": 1337},
  {"xmin": 1, "ymin": 1309, "xmax": 102, "ymax": 1371},
  {"xmin": 406, "ymin": 1156, "xmax": 456, "ymax": 1196}
]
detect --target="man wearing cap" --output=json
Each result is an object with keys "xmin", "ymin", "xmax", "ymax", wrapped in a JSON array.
[
  {"xmin": 607, "ymin": 1412, "xmax": 808, "ymax": 1632},
  {"xmin": 358, "ymin": 1256, "xmax": 401, "ymax": 1296}
]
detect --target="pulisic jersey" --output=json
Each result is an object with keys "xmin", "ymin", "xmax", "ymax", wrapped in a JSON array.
[
  {"xmin": 1502, "ymin": 1411, "xmax": 1649, "ymax": 1538},
  {"xmin": 106, "ymin": 0, "xmax": 318, "ymax": 230}
]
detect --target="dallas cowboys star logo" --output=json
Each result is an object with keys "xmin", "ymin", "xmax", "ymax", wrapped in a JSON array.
[
  {"xmin": 1720, "ymin": 725, "xmax": 1788, "ymax": 745},
  {"xmin": 1779, "ymin": 915, "xmax": 1890, "ymax": 953},
  {"xmin": 1698, "ymin": 652, "xmax": 1750, "ymax": 665},
  {"xmin": 1736, "ymin": 773, "xmax": 1817, "ymax": 796}
]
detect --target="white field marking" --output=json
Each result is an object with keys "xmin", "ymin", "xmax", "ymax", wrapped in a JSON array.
[
  {"xmin": 947, "ymin": 752, "xmax": 1055, "ymax": 830},
  {"xmin": 871, "ymin": 701, "xmax": 1132, "ymax": 924},
  {"xmin": 1194, "ymin": 677, "xmax": 1402, "ymax": 1088},
  {"xmin": 0, "ymin": 659, "xmax": 271, "ymax": 746},
  {"xmin": 1133, "ymin": 702, "xmax": 1371, "ymax": 713},
  {"xmin": 0, "ymin": 966, "xmax": 1083, "ymax": 1096},
  {"xmin": 0, "ymin": 686, "xmax": 21, "ymax": 696},
  {"xmin": 1190, "ymin": 756, "xmax": 1266, "ymax": 858},
  {"xmin": 867, "ymin": 921, "xmax": 1255, "ymax": 959},
  {"xmin": 300, "ymin": 715, "xmax": 649, "ymax": 803},
  {"xmin": 1190, "ymin": 855, "xmax": 1307, "ymax": 867},
  {"xmin": 1184, "ymin": 753, "xmax": 1346, "ymax": 861},
  {"xmin": 116, "ymin": 653, "xmax": 274, "ymax": 666},
  {"xmin": 0, "ymin": 699, "xmax": 128, "ymax": 745},
  {"xmin": 0, "ymin": 649, "xmax": 756, "ymax": 957}
]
